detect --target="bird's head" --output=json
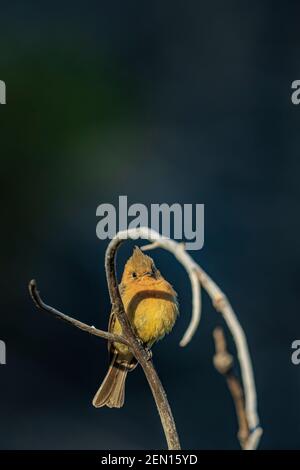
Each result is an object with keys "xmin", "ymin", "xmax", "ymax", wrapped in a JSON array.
[{"xmin": 121, "ymin": 246, "xmax": 161, "ymax": 286}]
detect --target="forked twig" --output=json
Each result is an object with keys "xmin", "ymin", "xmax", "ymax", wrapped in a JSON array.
[
  {"xmin": 212, "ymin": 327, "xmax": 262, "ymax": 449},
  {"xmin": 28, "ymin": 234, "xmax": 181, "ymax": 450},
  {"xmin": 104, "ymin": 236, "xmax": 180, "ymax": 450},
  {"xmin": 28, "ymin": 226, "xmax": 262, "ymax": 450},
  {"xmin": 28, "ymin": 280, "xmax": 130, "ymax": 347},
  {"xmin": 139, "ymin": 227, "xmax": 262, "ymax": 449},
  {"xmin": 213, "ymin": 327, "xmax": 249, "ymax": 449}
]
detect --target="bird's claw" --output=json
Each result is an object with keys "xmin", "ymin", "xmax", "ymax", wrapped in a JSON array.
[
  {"xmin": 135, "ymin": 336, "xmax": 144, "ymax": 348},
  {"xmin": 144, "ymin": 346, "xmax": 153, "ymax": 361},
  {"xmin": 135, "ymin": 337, "xmax": 152, "ymax": 361}
]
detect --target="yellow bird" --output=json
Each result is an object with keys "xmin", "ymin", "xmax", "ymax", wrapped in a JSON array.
[{"xmin": 93, "ymin": 246, "xmax": 179, "ymax": 408}]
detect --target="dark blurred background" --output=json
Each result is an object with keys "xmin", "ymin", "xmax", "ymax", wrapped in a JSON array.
[{"xmin": 0, "ymin": 0, "xmax": 300, "ymax": 449}]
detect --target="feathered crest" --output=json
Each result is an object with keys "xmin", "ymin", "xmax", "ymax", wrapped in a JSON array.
[{"xmin": 129, "ymin": 246, "xmax": 154, "ymax": 274}]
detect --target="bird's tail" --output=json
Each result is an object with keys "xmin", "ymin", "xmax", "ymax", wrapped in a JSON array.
[{"xmin": 92, "ymin": 355, "xmax": 129, "ymax": 408}]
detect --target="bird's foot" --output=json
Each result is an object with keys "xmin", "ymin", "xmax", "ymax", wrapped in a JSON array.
[
  {"xmin": 144, "ymin": 346, "xmax": 153, "ymax": 361},
  {"xmin": 135, "ymin": 336, "xmax": 144, "ymax": 348},
  {"xmin": 135, "ymin": 336, "xmax": 152, "ymax": 361}
]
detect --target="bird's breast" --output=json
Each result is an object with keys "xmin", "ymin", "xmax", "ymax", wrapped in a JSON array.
[{"xmin": 124, "ymin": 287, "xmax": 178, "ymax": 345}]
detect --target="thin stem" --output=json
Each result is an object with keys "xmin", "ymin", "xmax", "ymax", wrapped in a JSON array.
[
  {"xmin": 28, "ymin": 246, "xmax": 181, "ymax": 450},
  {"xmin": 105, "ymin": 236, "xmax": 181, "ymax": 450},
  {"xmin": 138, "ymin": 226, "xmax": 262, "ymax": 448},
  {"xmin": 28, "ymin": 226, "xmax": 262, "ymax": 450},
  {"xmin": 28, "ymin": 279, "xmax": 130, "ymax": 347},
  {"xmin": 213, "ymin": 327, "xmax": 249, "ymax": 449}
]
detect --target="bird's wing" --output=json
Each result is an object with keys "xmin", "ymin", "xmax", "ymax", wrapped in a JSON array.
[
  {"xmin": 107, "ymin": 283, "xmax": 125, "ymax": 357},
  {"xmin": 107, "ymin": 283, "xmax": 138, "ymax": 371},
  {"xmin": 107, "ymin": 309, "xmax": 116, "ymax": 354}
]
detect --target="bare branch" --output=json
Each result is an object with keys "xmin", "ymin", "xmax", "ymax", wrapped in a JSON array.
[
  {"xmin": 28, "ymin": 238, "xmax": 181, "ymax": 450},
  {"xmin": 28, "ymin": 279, "xmax": 130, "ymax": 347},
  {"xmin": 194, "ymin": 268, "xmax": 260, "ymax": 436},
  {"xmin": 213, "ymin": 327, "xmax": 249, "ymax": 449},
  {"xmin": 244, "ymin": 427, "xmax": 263, "ymax": 451},
  {"xmin": 125, "ymin": 227, "xmax": 262, "ymax": 448},
  {"xmin": 28, "ymin": 226, "xmax": 262, "ymax": 450},
  {"xmin": 104, "ymin": 235, "xmax": 181, "ymax": 450}
]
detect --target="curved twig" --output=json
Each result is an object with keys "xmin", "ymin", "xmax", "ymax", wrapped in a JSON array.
[
  {"xmin": 28, "ymin": 279, "xmax": 130, "ymax": 347},
  {"xmin": 28, "ymin": 248, "xmax": 181, "ymax": 450},
  {"xmin": 104, "ymin": 235, "xmax": 180, "ymax": 450},
  {"xmin": 28, "ymin": 226, "xmax": 262, "ymax": 450},
  {"xmin": 213, "ymin": 327, "xmax": 249, "ymax": 449},
  {"xmin": 122, "ymin": 227, "xmax": 262, "ymax": 449}
]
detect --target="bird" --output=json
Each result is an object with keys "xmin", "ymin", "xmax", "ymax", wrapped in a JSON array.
[{"xmin": 92, "ymin": 246, "xmax": 179, "ymax": 408}]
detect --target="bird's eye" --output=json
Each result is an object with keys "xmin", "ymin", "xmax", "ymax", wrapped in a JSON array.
[{"xmin": 131, "ymin": 272, "xmax": 137, "ymax": 278}]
